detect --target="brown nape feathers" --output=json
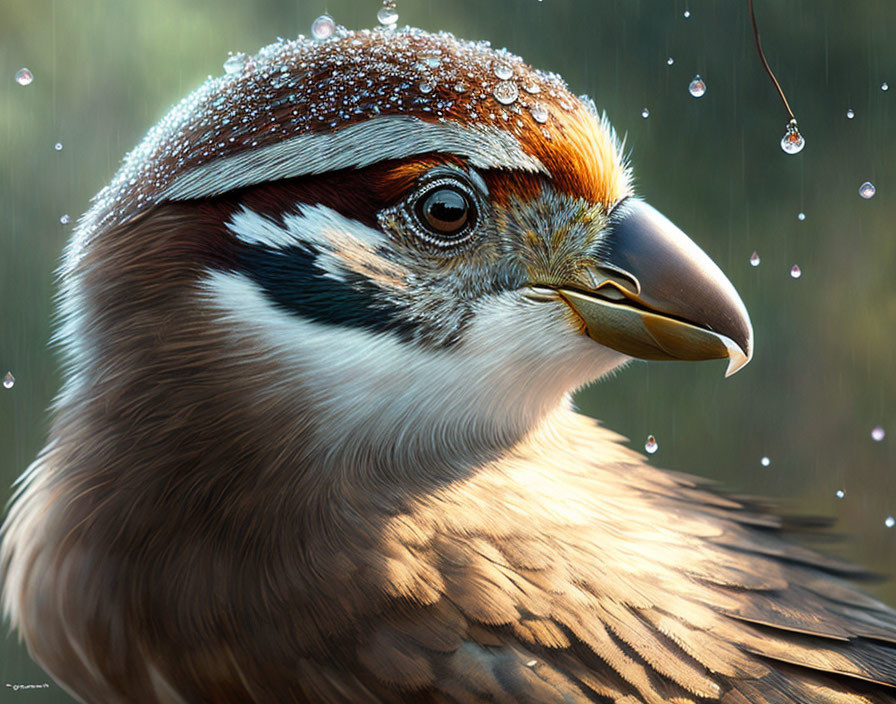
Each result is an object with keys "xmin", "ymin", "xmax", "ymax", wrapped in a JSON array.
[{"xmin": 3, "ymin": 24, "xmax": 896, "ymax": 704}]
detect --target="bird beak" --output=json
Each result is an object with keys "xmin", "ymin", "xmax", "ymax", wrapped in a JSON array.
[{"xmin": 556, "ymin": 199, "xmax": 753, "ymax": 377}]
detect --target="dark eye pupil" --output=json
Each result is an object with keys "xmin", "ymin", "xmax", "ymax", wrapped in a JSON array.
[{"xmin": 419, "ymin": 188, "xmax": 470, "ymax": 236}]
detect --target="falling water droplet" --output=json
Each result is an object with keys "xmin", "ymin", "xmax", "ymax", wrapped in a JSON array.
[
  {"xmin": 529, "ymin": 103, "xmax": 549, "ymax": 124},
  {"xmin": 2, "ymin": 372, "xmax": 14, "ymax": 389},
  {"xmin": 790, "ymin": 265, "xmax": 802, "ymax": 279},
  {"xmin": 688, "ymin": 75, "xmax": 706, "ymax": 98},
  {"xmin": 15, "ymin": 68, "xmax": 33, "ymax": 86},
  {"xmin": 223, "ymin": 52, "xmax": 247, "ymax": 74},
  {"xmin": 780, "ymin": 122, "xmax": 805, "ymax": 154},
  {"xmin": 846, "ymin": 108, "xmax": 855, "ymax": 119},
  {"xmin": 54, "ymin": 142, "xmax": 63, "ymax": 151},
  {"xmin": 882, "ymin": 82, "xmax": 889, "ymax": 92},
  {"xmin": 872, "ymin": 426, "xmax": 886, "ymax": 442},
  {"xmin": 750, "ymin": 251, "xmax": 760, "ymax": 267},
  {"xmin": 797, "ymin": 212, "xmax": 806, "ymax": 221},
  {"xmin": 667, "ymin": 57, "xmax": 674, "ymax": 66},
  {"xmin": 377, "ymin": 1, "xmax": 398, "ymax": 27},
  {"xmin": 60, "ymin": 214, "xmax": 70, "ymax": 224},
  {"xmin": 645, "ymin": 435, "xmax": 658, "ymax": 454},
  {"xmin": 760, "ymin": 456, "xmax": 771, "ymax": 467},
  {"xmin": 683, "ymin": 9, "xmax": 691, "ymax": 18},
  {"xmin": 494, "ymin": 63, "xmax": 514, "ymax": 81},
  {"xmin": 311, "ymin": 15, "xmax": 336, "ymax": 41},
  {"xmin": 835, "ymin": 489, "xmax": 845, "ymax": 499},
  {"xmin": 859, "ymin": 181, "xmax": 876, "ymax": 199},
  {"xmin": 641, "ymin": 108, "xmax": 650, "ymax": 118},
  {"xmin": 493, "ymin": 81, "xmax": 519, "ymax": 105},
  {"xmin": 886, "ymin": 516, "xmax": 895, "ymax": 529}
]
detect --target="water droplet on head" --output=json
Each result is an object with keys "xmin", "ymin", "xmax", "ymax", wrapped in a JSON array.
[
  {"xmin": 750, "ymin": 251, "xmax": 760, "ymax": 267},
  {"xmin": 2, "ymin": 372, "xmax": 14, "ymax": 389},
  {"xmin": 311, "ymin": 14, "xmax": 336, "ymax": 41},
  {"xmin": 223, "ymin": 52, "xmax": 247, "ymax": 75},
  {"xmin": 797, "ymin": 212, "xmax": 806, "ymax": 221},
  {"xmin": 418, "ymin": 50, "xmax": 442, "ymax": 68},
  {"xmin": 780, "ymin": 122, "xmax": 805, "ymax": 154},
  {"xmin": 641, "ymin": 107, "xmax": 650, "ymax": 118},
  {"xmin": 859, "ymin": 181, "xmax": 876, "ymax": 199},
  {"xmin": 760, "ymin": 456, "xmax": 771, "ymax": 467},
  {"xmin": 872, "ymin": 425, "xmax": 886, "ymax": 442},
  {"xmin": 15, "ymin": 68, "xmax": 33, "ymax": 86},
  {"xmin": 523, "ymin": 81, "xmax": 541, "ymax": 95},
  {"xmin": 494, "ymin": 63, "xmax": 514, "ymax": 81},
  {"xmin": 790, "ymin": 265, "xmax": 802, "ymax": 279},
  {"xmin": 886, "ymin": 516, "xmax": 895, "ymax": 529},
  {"xmin": 377, "ymin": 1, "xmax": 398, "ymax": 28},
  {"xmin": 419, "ymin": 81, "xmax": 434, "ymax": 94},
  {"xmin": 688, "ymin": 75, "xmax": 706, "ymax": 98},
  {"xmin": 836, "ymin": 489, "xmax": 845, "ymax": 499},
  {"xmin": 846, "ymin": 108, "xmax": 855, "ymax": 119},
  {"xmin": 453, "ymin": 81, "xmax": 468, "ymax": 93},
  {"xmin": 60, "ymin": 214, "xmax": 70, "ymax": 224},
  {"xmin": 54, "ymin": 142, "xmax": 63, "ymax": 151},
  {"xmin": 529, "ymin": 102, "xmax": 549, "ymax": 123},
  {"xmin": 493, "ymin": 80, "xmax": 519, "ymax": 105},
  {"xmin": 645, "ymin": 435, "xmax": 658, "ymax": 454},
  {"xmin": 667, "ymin": 57, "xmax": 674, "ymax": 66}
]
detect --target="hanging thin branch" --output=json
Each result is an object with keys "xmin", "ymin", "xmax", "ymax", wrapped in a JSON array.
[{"xmin": 749, "ymin": 0, "xmax": 796, "ymax": 124}]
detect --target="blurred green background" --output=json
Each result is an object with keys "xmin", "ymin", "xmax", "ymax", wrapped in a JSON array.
[{"xmin": 1, "ymin": 0, "xmax": 894, "ymax": 699}]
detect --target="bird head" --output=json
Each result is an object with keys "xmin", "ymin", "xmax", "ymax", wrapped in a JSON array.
[{"xmin": 61, "ymin": 26, "xmax": 752, "ymax": 471}]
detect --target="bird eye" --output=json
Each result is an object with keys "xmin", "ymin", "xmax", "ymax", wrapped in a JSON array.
[{"xmin": 415, "ymin": 187, "xmax": 473, "ymax": 238}]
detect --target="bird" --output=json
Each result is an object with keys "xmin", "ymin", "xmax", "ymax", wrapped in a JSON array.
[{"xmin": 3, "ymin": 21, "xmax": 896, "ymax": 704}]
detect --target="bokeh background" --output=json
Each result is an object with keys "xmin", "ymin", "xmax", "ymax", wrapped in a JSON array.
[{"xmin": 1, "ymin": 0, "xmax": 894, "ymax": 699}]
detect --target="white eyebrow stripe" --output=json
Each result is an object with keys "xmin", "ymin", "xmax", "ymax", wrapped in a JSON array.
[{"xmin": 161, "ymin": 115, "xmax": 547, "ymax": 202}]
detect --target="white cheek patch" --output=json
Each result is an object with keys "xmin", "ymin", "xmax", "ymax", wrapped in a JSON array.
[{"xmin": 199, "ymin": 270, "xmax": 626, "ymax": 462}]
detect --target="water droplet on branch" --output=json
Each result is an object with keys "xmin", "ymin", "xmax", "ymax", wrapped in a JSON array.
[
  {"xmin": 15, "ymin": 68, "xmax": 33, "ymax": 86},
  {"xmin": 688, "ymin": 75, "xmax": 706, "ymax": 98},
  {"xmin": 780, "ymin": 121, "xmax": 804, "ymax": 154}
]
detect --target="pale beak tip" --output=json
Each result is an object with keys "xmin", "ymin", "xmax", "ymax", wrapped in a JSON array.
[{"xmin": 722, "ymin": 332, "xmax": 753, "ymax": 378}]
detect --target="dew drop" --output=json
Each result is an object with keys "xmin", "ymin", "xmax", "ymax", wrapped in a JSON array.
[
  {"xmin": 790, "ymin": 265, "xmax": 802, "ymax": 279},
  {"xmin": 223, "ymin": 52, "xmax": 247, "ymax": 75},
  {"xmin": 54, "ymin": 142, "xmax": 63, "ymax": 151},
  {"xmin": 493, "ymin": 80, "xmax": 519, "ymax": 105},
  {"xmin": 645, "ymin": 435, "xmax": 658, "ymax": 454},
  {"xmin": 835, "ymin": 489, "xmax": 845, "ymax": 499},
  {"xmin": 750, "ymin": 251, "xmax": 760, "ymax": 267},
  {"xmin": 376, "ymin": 1, "xmax": 398, "ymax": 27},
  {"xmin": 760, "ymin": 456, "xmax": 771, "ymax": 467},
  {"xmin": 2, "ymin": 372, "xmax": 14, "ymax": 389},
  {"xmin": 418, "ymin": 81, "xmax": 434, "ymax": 94},
  {"xmin": 859, "ymin": 181, "xmax": 876, "ymax": 199},
  {"xmin": 872, "ymin": 425, "xmax": 886, "ymax": 442},
  {"xmin": 846, "ymin": 108, "xmax": 855, "ymax": 119},
  {"xmin": 688, "ymin": 75, "xmax": 706, "ymax": 98},
  {"xmin": 667, "ymin": 57, "xmax": 674, "ymax": 66},
  {"xmin": 529, "ymin": 102, "xmax": 549, "ymax": 123},
  {"xmin": 311, "ymin": 14, "xmax": 336, "ymax": 41},
  {"xmin": 886, "ymin": 516, "xmax": 896, "ymax": 529},
  {"xmin": 780, "ymin": 122, "xmax": 805, "ymax": 154},
  {"xmin": 60, "ymin": 214, "xmax": 70, "ymax": 224},
  {"xmin": 797, "ymin": 212, "xmax": 806, "ymax": 221},
  {"xmin": 494, "ymin": 63, "xmax": 514, "ymax": 81},
  {"xmin": 15, "ymin": 67, "xmax": 33, "ymax": 86},
  {"xmin": 882, "ymin": 82, "xmax": 889, "ymax": 91},
  {"xmin": 641, "ymin": 107, "xmax": 650, "ymax": 118}
]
